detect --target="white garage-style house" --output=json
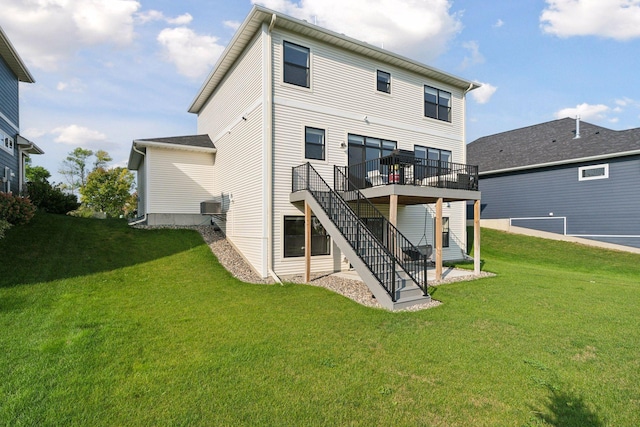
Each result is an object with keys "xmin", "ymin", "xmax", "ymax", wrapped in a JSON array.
[{"xmin": 128, "ymin": 5, "xmax": 482, "ymax": 310}]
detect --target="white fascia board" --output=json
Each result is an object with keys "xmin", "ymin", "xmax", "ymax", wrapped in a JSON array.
[
  {"xmin": 479, "ymin": 149, "xmax": 640, "ymax": 176},
  {"xmin": 133, "ymin": 140, "xmax": 217, "ymax": 154}
]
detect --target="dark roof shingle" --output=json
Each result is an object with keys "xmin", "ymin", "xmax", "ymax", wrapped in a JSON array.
[
  {"xmin": 136, "ymin": 135, "xmax": 215, "ymax": 149},
  {"xmin": 467, "ymin": 118, "xmax": 640, "ymax": 173}
]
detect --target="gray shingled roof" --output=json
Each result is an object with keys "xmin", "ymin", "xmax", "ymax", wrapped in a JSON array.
[
  {"xmin": 136, "ymin": 134, "xmax": 215, "ymax": 149},
  {"xmin": 467, "ymin": 118, "xmax": 640, "ymax": 174}
]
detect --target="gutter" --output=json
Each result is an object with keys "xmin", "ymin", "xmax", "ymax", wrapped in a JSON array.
[
  {"xmin": 265, "ymin": 14, "xmax": 280, "ymax": 284},
  {"xmin": 129, "ymin": 143, "xmax": 148, "ymax": 226},
  {"xmin": 479, "ymin": 148, "xmax": 640, "ymax": 176}
]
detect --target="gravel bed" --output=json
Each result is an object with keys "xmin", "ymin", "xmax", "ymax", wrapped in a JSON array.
[{"xmin": 135, "ymin": 224, "xmax": 493, "ymax": 311}]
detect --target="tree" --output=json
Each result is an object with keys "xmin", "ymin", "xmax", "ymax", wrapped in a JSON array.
[
  {"xmin": 80, "ymin": 167, "xmax": 135, "ymax": 217},
  {"xmin": 24, "ymin": 158, "xmax": 51, "ymax": 183},
  {"xmin": 94, "ymin": 150, "xmax": 112, "ymax": 170},
  {"xmin": 59, "ymin": 148, "xmax": 94, "ymax": 194}
]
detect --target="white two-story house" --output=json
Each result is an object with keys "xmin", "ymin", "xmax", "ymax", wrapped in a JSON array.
[{"xmin": 128, "ymin": 5, "xmax": 482, "ymax": 310}]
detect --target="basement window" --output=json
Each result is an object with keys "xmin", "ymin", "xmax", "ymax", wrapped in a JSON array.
[
  {"xmin": 283, "ymin": 216, "xmax": 330, "ymax": 258},
  {"xmin": 578, "ymin": 164, "xmax": 608, "ymax": 181}
]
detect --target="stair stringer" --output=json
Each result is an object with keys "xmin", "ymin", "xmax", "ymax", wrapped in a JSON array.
[{"xmin": 293, "ymin": 190, "xmax": 431, "ymax": 311}]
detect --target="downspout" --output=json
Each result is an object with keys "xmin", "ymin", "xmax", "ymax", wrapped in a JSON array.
[
  {"xmin": 128, "ymin": 143, "xmax": 148, "ymax": 226},
  {"xmin": 266, "ymin": 14, "xmax": 281, "ymax": 283},
  {"xmin": 462, "ymin": 82, "xmax": 474, "ymax": 164}
]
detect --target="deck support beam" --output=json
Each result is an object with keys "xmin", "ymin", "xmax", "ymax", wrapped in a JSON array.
[
  {"xmin": 435, "ymin": 198, "xmax": 443, "ymax": 280},
  {"xmin": 474, "ymin": 199, "xmax": 481, "ymax": 275},
  {"xmin": 305, "ymin": 200, "xmax": 311, "ymax": 282},
  {"xmin": 389, "ymin": 194, "xmax": 398, "ymax": 227}
]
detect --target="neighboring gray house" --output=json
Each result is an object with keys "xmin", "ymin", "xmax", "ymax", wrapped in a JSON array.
[
  {"xmin": 0, "ymin": 25, "xmax": 43, "ymax": 194},
  {"xmin": 467, "ymin": 117, "xmax": 640, "ymax": 248}
]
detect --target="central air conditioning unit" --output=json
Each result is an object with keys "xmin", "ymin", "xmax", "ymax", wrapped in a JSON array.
[{"xmin": 200, "ymin": 200, "xmax": 222, "ymax": 214}]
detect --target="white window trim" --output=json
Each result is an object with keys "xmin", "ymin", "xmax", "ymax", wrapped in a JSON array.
[
  {"xmin": 0, "ymin": 130, "xmax": 14, "ymax": 156},
  {"xmin": 578, "ymin": 164, "xmax": 609, "ymax": 181}
]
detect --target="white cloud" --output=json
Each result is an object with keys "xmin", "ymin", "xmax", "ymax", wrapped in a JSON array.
[
  {"xmin": 609, "ymin": 117, "xmax": 620, "ymax": 123},
  {"xmin": 470, "ymin": 81, "xmax": 497, "ymax": 104},
  {"xmin": 541, "ymin": 0, "xmax": 640, "ymax": 40},
  {"xmin": 224, "ymin": 20, "xmax": 242, "ymax": 31},
  {"xmin": 1, "ymin": 0, "xmax": 141, "ymax": 70},
  {"xmin": 137, "ymin": 10, "xmax": 193, "ymax": 25},
  {"xmin": 252, "ymin": 0, "xmax": 462, "ymax": 60},
  {"xmin": 554, "ymin": 103, "xmax": 610, "ymax": 121},
  {"xmin": 460, "ymin": 40, "xmax": 484, "ymax": 69},
  {"xmin": 52, "ymin": 125, "xmax": 108, "ymax": 145},
  {"xmin": 157, "ymin": 27, "xmax": 226, "ymax": 79},
  {"xmin": 57, "ymin": 78, "xmax": 87, "ymax": 93},
  {"xmin": 493, "ymin": 19, "xmax": 504, "ymax": 28}
]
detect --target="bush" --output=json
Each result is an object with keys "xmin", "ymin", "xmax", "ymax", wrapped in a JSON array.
[
  {"xmin": 0, "ymin": 193, "xmax": 36, "ymax": 225},
  {"xmin": 0, "ymin": 219, "xmax": 10, "ymax": 239},
  {"xmin": 26, "ymin": 181, "xmax": 79, "ymax": 214}
]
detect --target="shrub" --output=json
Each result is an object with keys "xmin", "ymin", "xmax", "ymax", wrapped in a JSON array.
[
  {"xmin": 26, "ymin": 181, "xmax": 79, "ymax": 214},
  {"xmin": 0, "ymin": 193, "xmax": 36, "ymax": 225},
  {"xmin": 0, "ymin": 219, "xmax": 10, "ymax": 239}
]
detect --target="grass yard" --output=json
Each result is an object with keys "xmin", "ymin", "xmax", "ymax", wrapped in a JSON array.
[{"xmin": 1, "ymin": 213, "xmax": 639, "ymax": 426}]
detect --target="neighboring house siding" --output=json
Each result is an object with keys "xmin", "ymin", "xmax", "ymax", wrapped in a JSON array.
[
  {"xmin": 197, "ymin": 31, "xmax": 267, "ymax": 276},
  {"xmin": 479, "ymin": 156, "xmax": 640, "ymax": 247},
  {"xmin": 0, "ymin": 55, "xmax": 19, "ymax": 193},
  {"xmin": 146, "ymin": 147, "xmax": 215, "ymax": 214}
]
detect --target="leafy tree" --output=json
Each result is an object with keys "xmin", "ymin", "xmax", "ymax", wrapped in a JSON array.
[
  {"xmin": 80, "ymin": 167, "xmax": 135, "ymax": 218},
  {"xmin": 59, "ymin": 148, "xmax": 94, "ymax": 194},
  {"xmin": 94, "ymin": 150, "xmax": 112, "ymax": 170},
  {"xmin": 25, "ymin": 158, "xmax": 51, "ymax": 183}
]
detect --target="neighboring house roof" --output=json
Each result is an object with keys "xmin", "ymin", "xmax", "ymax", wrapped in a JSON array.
[
  {"xmin": 467, "ymin": 117, "xmax": 640, "ymax": 175},
  {"xmin": 17, "ymin": 135, "xmax": 44, "ymax": 154},
  {"xmin": 188, "ymin": 5, "xmax": 479, "ymax": 114},
  {"xmin": 0, "ymin": 25, "xmax": 34, "ymax": 83},
  {"xmin": 128, "ymin": 135, "xmax": 216, "ymax": 170}
]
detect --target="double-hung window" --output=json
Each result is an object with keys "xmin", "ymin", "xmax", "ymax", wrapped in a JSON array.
[
  {"xmin": 424, "ymin": 85, "xmax": 451, "ymax": 122},
  {"xmin": 283, "ymin": 216, "xmax": 330, "ymax": 257},
  {"xmin": 305, "ymin": 127, "xmax": 325, "ymax": 161},
  {"xmin": 376, "ymin": 70, "xmax": 391, "ymax": 93},
  {"xmin": 283, "ymin": 41, "xmax": 310, "ymax": 88}
]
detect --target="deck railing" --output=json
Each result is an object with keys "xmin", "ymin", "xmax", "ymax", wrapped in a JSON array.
[
  {"xmin": 292, "ymin": 163, "xmax": 428, "ymax": 301},
  {"xmin": 335, "ymin": 155, "xmax": 479, "ymax": 192}
]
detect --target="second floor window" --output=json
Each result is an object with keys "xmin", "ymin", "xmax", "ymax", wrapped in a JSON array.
[
  {"xmin": 424, "ymin": 85, "xmax": 451, "ymax": 122},
  {"xmin": 284, "ymin": 41, "xmax": 310, "ymax": 88},
  {"xmin": 377, "ymin": 70, "xmax": 390, "ymax": 93},
  {"xmin": 305, "ymin": 127, "xmax": 325, "ymax": 160}
]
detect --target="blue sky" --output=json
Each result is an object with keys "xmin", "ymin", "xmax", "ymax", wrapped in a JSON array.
[{"xmin": 2, "ymin": 0, "xmax": 640, "ymax": 184}]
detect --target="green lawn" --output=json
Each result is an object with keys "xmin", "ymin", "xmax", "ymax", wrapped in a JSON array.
[{"xmin": 1, "ymin": 213, "xmax": 639, "ymax": 426}]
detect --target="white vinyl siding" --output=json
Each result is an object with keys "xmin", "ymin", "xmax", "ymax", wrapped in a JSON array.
[
  {"xmin": 272, "ymin": 30, "xmax": 464, "ymax": 139},
  {"xmin": 270, "ymin": 27, "xmax": 469, "ymax": 269},
  {"xmin": 196, "ymin": 31, "xmax": 267, "ymax": 277},
  {"xmin": 146, "ymin": 148, "xmax": 215, "ymax": 214},
  {"xmin": 198, "ymin": 32, "xmax": 264, "ymax": 140}
]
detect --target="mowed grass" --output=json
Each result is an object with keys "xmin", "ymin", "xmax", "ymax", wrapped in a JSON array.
[{"xmin": 1, "ymin": 213, "xmax": 639, "ymax": 426}]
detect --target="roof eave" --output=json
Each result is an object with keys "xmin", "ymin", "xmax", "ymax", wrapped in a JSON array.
[
  {"xmin": 0, "ymin": 26, "xmax": 35, "ymax": 83},
  {"xmin": 188, "ymin": 5, "xmax": 477, "ymax": 114},
  {"xmin": 479, "ymin": 149, "xmax": 640, "ymax": 176},
  {"xmin": 133, "ymin": 139, "xmax": 217, "ymax": 153}
]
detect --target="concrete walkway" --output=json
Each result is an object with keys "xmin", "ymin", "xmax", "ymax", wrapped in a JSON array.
[{"xmin": 333, "ymin": 266, "xmax": 479, "ymax": 283}]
